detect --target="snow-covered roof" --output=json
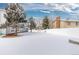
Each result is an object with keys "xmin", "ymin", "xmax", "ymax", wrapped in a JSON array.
[
  {"xmin": 0, "ymin": 9, "xmax": 6, "ymax": 25},
  {"xmin": 0, "ymin": 9, "xmax": 6, "ymax": 12},
  {"xmin": 61, "ymin": 20, "xmax": 79, "ymax": 22}
]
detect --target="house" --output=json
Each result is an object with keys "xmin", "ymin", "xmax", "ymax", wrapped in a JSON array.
[
  {"xmin": 60, "ymin": 20, "xmax": 79, "ymax": 28},
  {"xmin": 0, "ymin": 9, "xmax": 6, "ymax": 26},
  {"xmin": 18, "ymin": 21, "xmax": 28, "ymax": 32},
  {"xmin": 52, "ymin": 16, "xmax": 79, "ymax": 28}
]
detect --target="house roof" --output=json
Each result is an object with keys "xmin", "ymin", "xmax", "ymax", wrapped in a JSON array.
[{"xmin": 61, "ymin": 20, "xmax": 79, "ymax": 22}]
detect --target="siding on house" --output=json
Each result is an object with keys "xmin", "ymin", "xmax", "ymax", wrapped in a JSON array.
[
  {"xmin": 52, "ymin": 16, "xmax": 79, "ymax": 28},
  {"xmin": 60, "ymin": 20, "xmax": 79, "ymax": 28}
]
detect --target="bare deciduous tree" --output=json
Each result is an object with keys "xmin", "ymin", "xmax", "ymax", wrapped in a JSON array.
[{"xmin": 29, "ymin": 17, "xmax": 36, "ymax": 32}]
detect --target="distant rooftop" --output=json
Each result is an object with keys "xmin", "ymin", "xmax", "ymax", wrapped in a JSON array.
[
  {"xmin": 62, "ymin": 20, "xmax": 79, "ymax": 22},
  {"xmin": 0, "ymin": 9, "xmax": 6, "ymax": 12}
]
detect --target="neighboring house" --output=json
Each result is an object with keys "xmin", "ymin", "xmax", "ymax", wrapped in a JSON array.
[
  {"xmin": 18, "ymin": 22, "xmax": 28, "ymax": 32},
  {"xmin": 0, "ymin": 9, "xmax": 28, "ymax": 35},
  {"xmin": 60, "ymin": 20, "xmax": 79, "ymax": 28},
  {"xmin": 52, "ymin": 16, "xmax": 79, "ymax": 28},
  {"xmin": 0, "ymin": 9, "xmax": 6, "ymax": 26}
]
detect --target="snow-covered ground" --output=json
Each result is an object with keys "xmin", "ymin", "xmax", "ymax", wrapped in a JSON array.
[
  {"xmin": 46, "ymin": 28, "xmax": 79, "ymax": 38},
  {"xmin": 0, "ymin": 28, "xmax": 79, "ymax": 55}
]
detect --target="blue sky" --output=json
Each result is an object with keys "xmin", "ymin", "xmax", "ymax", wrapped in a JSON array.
[
  {"xmin": 0, "ymin": 3, "xmax": 7, "ymax": 9},
  {"xmin": 1, "ymin": 3, "xmax": 79, "ymax": 20}
]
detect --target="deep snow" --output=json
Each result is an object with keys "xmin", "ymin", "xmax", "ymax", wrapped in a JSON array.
[{"xmin": 0, "ymin": 28, "xmax": 79, "ymax": 55}]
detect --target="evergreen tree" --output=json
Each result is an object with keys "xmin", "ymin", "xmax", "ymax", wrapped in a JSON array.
[
  {"xmin": 42, "ymin": 16, "xmax": 49, "ymax": 29},
  {"xmin": 4, "ymin": 3, "xmax": 26, "ymax": 36}
]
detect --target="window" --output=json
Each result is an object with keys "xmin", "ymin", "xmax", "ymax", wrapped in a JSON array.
[
  {"xmin": 67, "ymin": 22, "xmax": 71, "ymax": 25},
  {"xmin": 20, "ymin": 24, "xmax": 24, "ymax": 28},
  {"xmin": 76, "ymin": 22, "xmax": 78, "ymax": 26}
]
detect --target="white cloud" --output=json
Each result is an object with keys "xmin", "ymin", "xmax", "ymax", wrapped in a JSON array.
[
  {"xmin": 20, "ymin": 3, "xmax": 79, "ymax": 16},
  {"xmin": 21, "ymin": 3, "xmax": 79, "ymax": 11},
  {"xmin": 44, "ymin": 3, "xmax": 79, "ymax": 13},
  {"xmin": 40, "ymin": 10, "xmax": 50, "ymax": 13},
  {"xmin": 21, "ymin": 3, "xmax": 49, "ymax": 10}
]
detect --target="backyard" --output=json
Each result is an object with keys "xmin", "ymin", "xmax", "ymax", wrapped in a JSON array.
[{"xmin": 0, "ymin": 28, "xmax": 79, "ymax": 54}]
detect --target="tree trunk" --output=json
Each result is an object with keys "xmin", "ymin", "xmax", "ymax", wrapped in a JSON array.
[
  {"xmin": 6, "ymin": 22, "xmax": 8, "ymax": 36},
  {"xmin": 30, "ymin": 27, "xmax": 32, "ymax": 32},
  {"xmin": 15, "ymin": 24, "xmax": 18, "ymax": 36},
  {"xmin": 15, "ymin": 21, "xmax": 18, "ymax": 36},
  {"xmin": 31, "ymin": 29, "xmax": 32, "ymax": 32},
  {"xmin": 6, "ymin": 26, "xmax": 8, "ymax": 36}
]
